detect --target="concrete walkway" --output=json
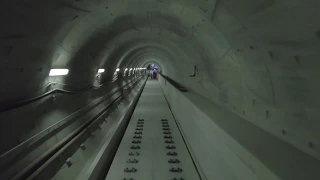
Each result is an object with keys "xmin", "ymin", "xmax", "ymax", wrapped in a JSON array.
[{"xmin": 106, "ymin": 79, "xmax": 200, "ymax": 180}]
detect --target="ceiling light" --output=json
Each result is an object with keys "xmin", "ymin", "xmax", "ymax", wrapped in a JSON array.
[
  {"xmin": 98, "ymin": 69, "xmax": 105, "ymax": 73},
  {"xmin": 116, "ymin": 68, "xmax": 120, "ymax": 72},
  {"xmin": 49, "ymin": 69, "xmax": 69, "ymax": 76}
]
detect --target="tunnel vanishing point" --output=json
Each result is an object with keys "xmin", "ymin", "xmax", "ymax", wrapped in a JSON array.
[{"xmin": 0, "ymin": 0, "xmax": 320, "ymax": 180}]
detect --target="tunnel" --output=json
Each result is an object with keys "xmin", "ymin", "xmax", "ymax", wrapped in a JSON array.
[{"xmin": 0, "ymin": 0, "xmax": 320, "ymax": 179}]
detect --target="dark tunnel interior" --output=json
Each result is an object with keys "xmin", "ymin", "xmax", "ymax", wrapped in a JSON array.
[{"xmin": 0, "ymin": 0, "xmax": 320, "ymax": 179}]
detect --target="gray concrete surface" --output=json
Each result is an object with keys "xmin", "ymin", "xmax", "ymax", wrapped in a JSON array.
[
  {"xmin": 158, "ymin": 75, "xmax": 320, "ymax": 180},
  {"xmin": 0, "ymin": 0, "xmax": 319, "ymax": 179},
  {"xmin": 51, "ymin": 79, "xmax": 146, "ymax": 180},
  {"xmin": 106, "ymin": 79, "xmax": 200, "ymax": 180}
]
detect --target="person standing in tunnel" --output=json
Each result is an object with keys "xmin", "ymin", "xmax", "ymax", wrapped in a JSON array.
[
  {"xmin": 150, "ymin": 69, "xmax": 154, "ymax": 79},
  {"xmin": 152, "ymin": 69, "xmax": 157, "ymax": 79},
  {"xmin": 146, "ymin": 64, "xmax": 152, "ymax": 78}
]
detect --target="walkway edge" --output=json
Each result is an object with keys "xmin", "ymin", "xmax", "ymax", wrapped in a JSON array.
[
  {"xmin": 80, "ymin": 77, "xmax": 148, "ymax": 180},
  {"xmin": 157, "ymin": 79, "xmax": 207, "ymax": 180}
]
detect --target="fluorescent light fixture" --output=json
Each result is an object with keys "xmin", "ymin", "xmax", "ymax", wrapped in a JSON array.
[
  {"xmin": 116, "ymin": 68, "xmax": 120, "ymax": 72},
  {"xmin": 125, "ymin": 68, "xmax": 128, "ymax": 71},
  {"xmin": 49, "ymin": 69, "xmax": 69, "ymax": 76},
  {"xmin": 98, "ymin": 69, "xmax": 105, "ymax": 73}
]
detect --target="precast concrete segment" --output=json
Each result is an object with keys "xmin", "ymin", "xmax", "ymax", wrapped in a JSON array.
[{"xmin": 105, "ymin": 79, "xmax": 200, "ymax": 180}]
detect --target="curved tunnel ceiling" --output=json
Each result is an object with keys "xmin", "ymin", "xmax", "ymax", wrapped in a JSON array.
[{"xmin": 1, "ymin": 0, "xmax": 320, "ymax": 158}]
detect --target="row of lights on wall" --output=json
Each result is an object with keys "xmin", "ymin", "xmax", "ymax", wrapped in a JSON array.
[
  {"xmin": 49, "ymin": 68, "xmax": 146, "ymax": 76},
  {"xmin": 124, "ymin": 68, "xmax": 146, "ymax": 71}
]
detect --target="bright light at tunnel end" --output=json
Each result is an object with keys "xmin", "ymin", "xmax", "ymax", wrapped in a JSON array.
[
  {"xmin": 49, "ymin": 69, "xmax": 69, "ymax": 76},
  {"xmin": 98, "ymin": 69, "xmax": 105, "ymax": 73}
]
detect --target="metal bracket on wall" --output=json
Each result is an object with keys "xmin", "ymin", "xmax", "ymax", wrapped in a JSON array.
[{"xmin": 190, "ymin": 65, "xmax": 197, "ymax": 77}]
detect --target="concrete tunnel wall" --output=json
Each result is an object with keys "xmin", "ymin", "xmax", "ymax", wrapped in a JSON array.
[
  {"xmin": 158, "ymin": 74, "xmax": 320, "ymax": 179},
  {"xmin": 0, "ymin": 0, "xmax": 320, "ymax": 178}
]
